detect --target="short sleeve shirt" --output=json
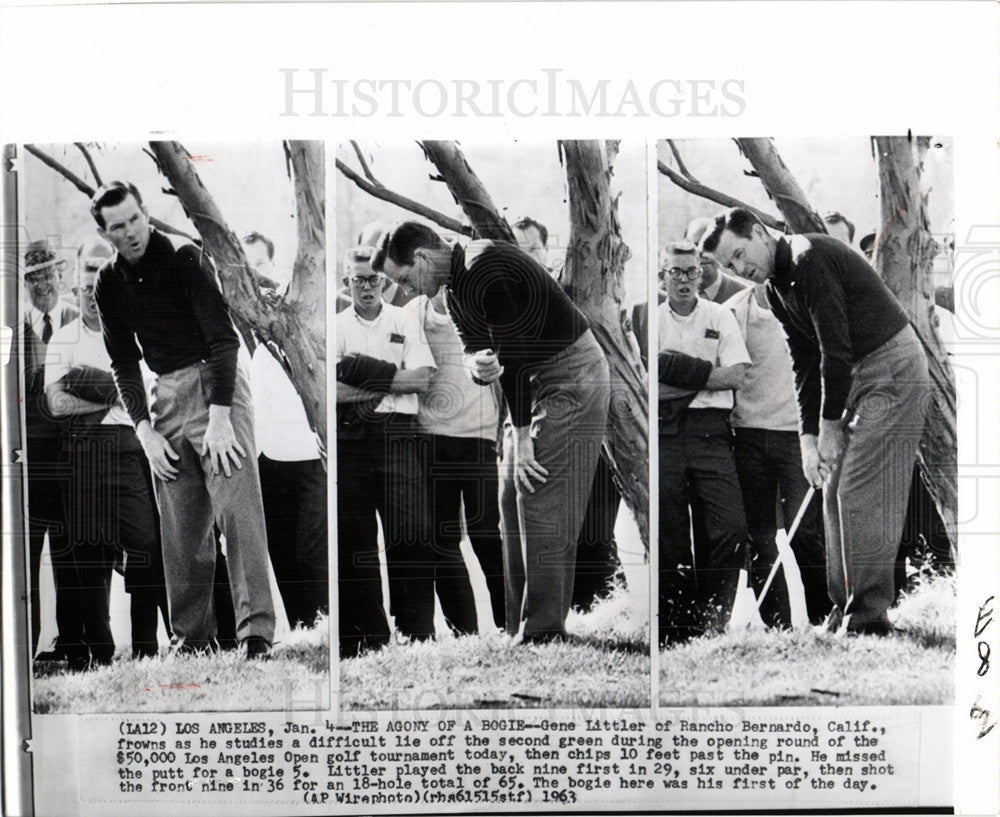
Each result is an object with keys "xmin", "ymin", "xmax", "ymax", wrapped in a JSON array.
[
  {"xmin": 337, "ymin": 303, "xmax": 436, "ymax": 415},
  {"xmin": 44, "ymin": 319, "xmax": 134, "ymax": 426},
  {"xmin": 658, "ymin": 297, "xmax": 750, "ymax": 410}
]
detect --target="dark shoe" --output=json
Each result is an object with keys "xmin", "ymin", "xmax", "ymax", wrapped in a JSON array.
[
  {"xmin": 520, "ymin": 631, "xmax": 567, "ymax": 646},
  {"xmin": 847, "ymin": 617, "xmax": 896, "ymax": 637},
  {"xmin": 33, "ymin": 649, "xmax": 65, "ymax": 663},
  {"xmin": 242, "ymin": 636, "xmax": 271, "ymax": 661}
]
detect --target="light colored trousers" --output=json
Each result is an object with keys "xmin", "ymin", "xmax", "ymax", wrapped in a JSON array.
[
  {"xmin": 499, "ymin": 330, "xmax": 611, "ymax": 638},
  {"xmin": 825, "ymin": 325, "xmax": 931, "ymax": 626},
  {"xmin": 151, "ymin": 361, "xmax": 275, "ymax": 648}
]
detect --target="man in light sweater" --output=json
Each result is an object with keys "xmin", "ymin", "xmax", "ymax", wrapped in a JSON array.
[{"xmin": 724, "ymin": 284, "xmax": 828, "ymax": 626}]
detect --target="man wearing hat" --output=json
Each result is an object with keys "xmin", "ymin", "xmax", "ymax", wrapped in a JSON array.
[
  {"xmin": 91, "ymin": 181, "xmax": 275, "ymax": 659},
  {"xmin": 21, "ymin": 241, "xmax": 78, "ymax": 662}
]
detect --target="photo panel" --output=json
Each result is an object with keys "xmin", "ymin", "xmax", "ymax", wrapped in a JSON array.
[
  {"xmin": 655, "ymin": 136, "xmax": 956, "ymax": 707},
  {"xmin": 333, "ymin": 139, "xmax": 651, "ymax": 711},
  {"xmin": 18, "ymin": 140, "xmax": 330, "ymax": 713}
]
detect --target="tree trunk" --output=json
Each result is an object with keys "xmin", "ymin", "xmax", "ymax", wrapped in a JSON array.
[
  {"xmin": 419, "ymin": 141, "xmax": 514, "ymax": 241},
  {"xmin": 150, "ymin": 140, "xmax": 328, "ymax": 451},
  {"xmin": 872, "ymin": 135, "xmax": 957, "ymax": 546},
  {"xmin": 422, "ymin": 140, "xmax": 649, "ymax": 551},
  {"xmin": 735, "ymin": 138, "xmax": 827, "ymax": 234},
  {"xmin": 560, "ymin": 140, "xmax": 649, "ymax": 551}
]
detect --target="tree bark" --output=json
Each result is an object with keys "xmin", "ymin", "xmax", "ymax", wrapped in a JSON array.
[
  {"xmin": 735, "ymin": 138, "xmax": 827, "ymax": 234},
  {"xmin": 149, "ymin": 140, "xmax": 327, "ymax": 451},
  {"xmin": 561, "ymin": 140, "xmax": 649, "ymax": 551},
  {"xmin": 419, "ymin": 141, "xmax": 514, "ymax": 241},
  {"xmin": 873, "ymin": 135, "xmax": 957, "ymax": 546}
]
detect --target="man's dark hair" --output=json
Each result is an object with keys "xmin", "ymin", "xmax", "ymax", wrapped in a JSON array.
[
  {"xmin": 373, "ymin": 221, "xmax": 448, "ymax": 272},
  {"xmin": 90, "ymin": 181, "xmax": 144, "ymax": 229},
  {"xmin": 242, "ymin": 231, "xmax": 275, "ymax": 260},
  {"xmin": 822, "ymin": 210, "xmax": 856, "ymax": 243},
  {"xmin": 513, "ymin": 216, "xmax": 548, "ymax": 247},
  {"xmin": 699, "ymin": 208, "xmax": 765, "ymax": 254}
]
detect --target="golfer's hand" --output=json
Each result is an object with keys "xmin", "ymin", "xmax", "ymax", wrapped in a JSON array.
[
  {"xmin": 201, "ymin": 406, "xmax": 246, "ymax": 477},
  {"xmin": 817, "ymin": 419, "xmax": 846, "ymax": 480},
  {"xmin": 800, "ymin": 434, "xmax": 824, "ymax": 490},
  {"xmin": 513, "ymin": 426, "xmax": 548, "ymax": 494},
  {"xmin": 468, "ymin": 349, "xmax": 504, "ymax": 384},
  {"xmin": 136, "ymin": 421, "xmax": 180, "ymax": 482}
]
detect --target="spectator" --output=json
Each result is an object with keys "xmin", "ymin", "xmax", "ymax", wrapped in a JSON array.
[
  {"xmin": 724, "ymin": 283, "xmax": 829, "ymax": 626},
  {"xmin": 336, "ymin": 263, "xmax": 436, "ymax": 654},
  {"xmin": 822, "ymin": 211, "xmax": 856, "ymax": 246},
  {"xmin": 685, "ymin": 217, "xmax": 748, "ymax": 304},
  {"xmin": 410, "ymin": 289, "xmax": 505, "ymax": 631},
  {"xmin": 244, "ymin": 232, "xmax": 328, "ymax": 629},
  {"xmin": 21, "ymin": 241, "xmax": 78, "ymax": 664},
  {"xmin": 657, "ymin": 240, "xmax": 751, "ymax": 645},
  {"xmin": 45, "ymin": 238, "xmax": 170, "ymax": 666}
]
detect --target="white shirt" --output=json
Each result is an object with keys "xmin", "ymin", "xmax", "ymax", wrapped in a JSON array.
[
  {"xmin": 658, "ymin": 298, "xmax": 750, "ymax": 411},
  {"xmin": 250, "ymin": 344, "xmax": 321, "ymax": 461},
  {"xmin": 724, "ymin": 288, "xmax": 799, "ymax": 431},
  {"xmin": 44, "ymin": 319, "xmax": 132, "ymax": 426},
  {"xmin": 337, "ymin": 302, "xmax": 436, "ymax": 416},
  {"xmin": 407, "ymin": 295, "xmax": 500, "ymax": 440}
]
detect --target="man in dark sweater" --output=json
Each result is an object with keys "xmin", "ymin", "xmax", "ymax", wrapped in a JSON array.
[
  {"xmin": 380, "ymin": 222, "xmax": 610, "ymax": 643},
  {"xmin": 702, "ymin": 208, "xmax": 931, "ymax": 635},
  {"xmin": 92, "ymin": 181, "xmax": 274, "ymax": 658}
]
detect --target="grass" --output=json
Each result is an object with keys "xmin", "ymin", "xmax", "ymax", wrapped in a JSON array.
[
  {"xmin": 339, "ymin": 578, "xmax": 651, "ymax": 711},
  {"xmin": 32, "ymin": 617, "xmax": 330, "ymax": 714},
  {"xmin": 659, "ymin": 571, "xmax": 955, "ymax": 707}
]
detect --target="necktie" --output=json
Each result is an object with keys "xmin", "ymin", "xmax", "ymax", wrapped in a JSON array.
[{"xmin": 41, "ymin": 313, "xmax": 53, "ymax": 344}]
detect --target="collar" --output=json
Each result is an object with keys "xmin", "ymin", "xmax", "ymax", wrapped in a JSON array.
[
  {"xmin": 115, "ymin": 229, "xmax": 175, "ymax": 283},
  {"xmin": 27, "ymin": 304, "xmax": 49, "ymax": 333},
  {"xmin": 772, "ymin": 237, "xmax": 793, "ymax": 285},
  {"xmin": 700, "ymin": 272, "xmax": 722, "ymax": 301},
  {"xmin": 351, "ymin": 302, "xmax": 384, "ymax": 323},
  {"xmin": 448, "ymin": 241, "xmax": 466, "ymax": 288},
  {"xmin": 667, "ymin": 297, "xmax": 701, "ymax": 320}
]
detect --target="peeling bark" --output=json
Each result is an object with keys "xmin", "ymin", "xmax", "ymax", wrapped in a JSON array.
[
  {"xmin": 562, "ymin": 140, "xmax": 649, "ymax": 551},
  {"xmin": 873, "ymin": 135, "xmax": 956, "ymax": 546},
  {"xmin": 150, "ymin": 140, "xmax": 327, "ymax": 450},
  {"xmin": 735, "ymin": 138, "xmax": 828, "ymax": 233}
]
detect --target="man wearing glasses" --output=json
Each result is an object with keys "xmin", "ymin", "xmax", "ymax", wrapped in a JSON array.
[
  {"xmin": 657, "ymin": 240, "xmax": 751, "ymax": 645},
  {"xmin": 335, "ymin": 263, "xmax": 436, "ymax": 656}
]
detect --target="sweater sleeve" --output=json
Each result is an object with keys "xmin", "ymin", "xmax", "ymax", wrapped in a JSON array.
[
  {"xmin": 336, "ymin": 354, "xmax": 398, "ymax": 393},
  {"xmin": 95, "ymin": 267, "xmax": 151, "ymax": 426},
  {"xmin": 658, "ymin": 350, "xmax": 713, "ymax": 389},
  {"xmin": 797, "ymin": 250, "xmax": 854, "ymax": 425},
  {"xmin": 768, "ymin": 287, "xmax": 823, "ymax": 436},
  {"xmin": 180, "ymin": 247, "xmax": 241, "ymax": 407},
  {"xmin": 482, "ymin": 270, "xmax": 536, "ymax": 427}
]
